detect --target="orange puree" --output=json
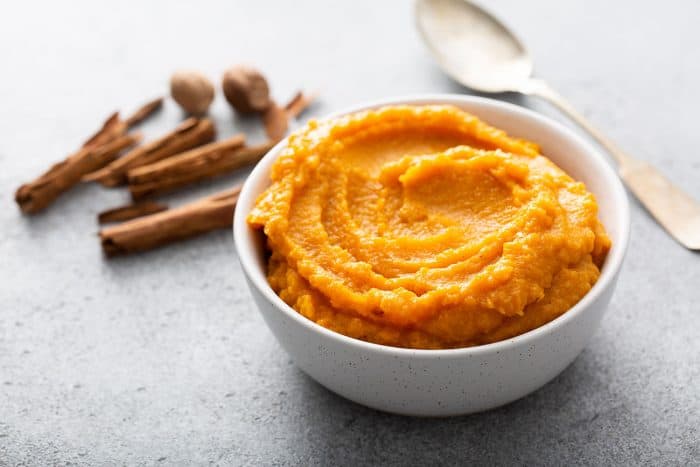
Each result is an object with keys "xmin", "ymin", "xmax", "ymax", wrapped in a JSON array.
[{"xmin": 248, "ymin": 105, "xmax": 611, "ymax": 349}]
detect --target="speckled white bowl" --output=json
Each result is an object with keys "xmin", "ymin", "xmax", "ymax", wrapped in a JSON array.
[{"xmin": 234, "ymin": 95, "xmax": 630, "ymax": 416}]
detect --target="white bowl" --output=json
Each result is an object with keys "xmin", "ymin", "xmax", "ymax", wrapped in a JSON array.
[{"xmin": 233, "ymin": 95, "xmax": 630, "ymax": 416}]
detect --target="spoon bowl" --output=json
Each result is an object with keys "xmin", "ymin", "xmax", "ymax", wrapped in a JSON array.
[{"xmin": 416, "ymin": 0, "xmax": 533, "ymax": 93}]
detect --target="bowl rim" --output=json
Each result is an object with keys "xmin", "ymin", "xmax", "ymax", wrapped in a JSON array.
[{"xmin": 233, "ymin": 94, "xmax": 630, "ymax": 358}]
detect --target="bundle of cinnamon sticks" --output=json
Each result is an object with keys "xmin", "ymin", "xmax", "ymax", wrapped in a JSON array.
[{"xmin": 15, "ymin": 90, "xmax": 315, "ymax": 257}]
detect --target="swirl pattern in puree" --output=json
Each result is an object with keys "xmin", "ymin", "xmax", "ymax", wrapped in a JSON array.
[{"xmin": 248, "ymin": 105, "xmax": 611, "ymax": 349}]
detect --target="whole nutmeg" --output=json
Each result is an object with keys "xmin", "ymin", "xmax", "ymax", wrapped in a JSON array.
[
  {"xmin": 222, "ymin": 65, "xmax": 271, "ymax": 114},
  {"xmin": 170, "ymin": 70, "xmax": 215, "ymax": 115}
]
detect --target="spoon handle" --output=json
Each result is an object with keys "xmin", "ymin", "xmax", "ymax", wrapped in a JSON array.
[
  {"xmin": 525, "ymin": 79, "xmax": 633, "ymax": 166},
  {"xmin": 525, "ymin": 79, "xmax": 700, "ymax": 250}
]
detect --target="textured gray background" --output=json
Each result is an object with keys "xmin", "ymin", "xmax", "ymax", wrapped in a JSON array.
[{"xmin": 1, "ymin": 0, "xmax": 698, "ymax": 465}]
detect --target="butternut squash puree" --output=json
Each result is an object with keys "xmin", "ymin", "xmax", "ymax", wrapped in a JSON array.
[{"xmin": 248, "ymin": 105, "xmax": 611, "ymax": 349}]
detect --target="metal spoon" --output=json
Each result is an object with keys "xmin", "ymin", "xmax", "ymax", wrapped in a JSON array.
[{"xmin": 416, "ymin": 0, "xmax": 700, "ymax": 250}]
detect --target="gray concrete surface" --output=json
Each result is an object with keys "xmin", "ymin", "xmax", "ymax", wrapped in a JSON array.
[{"xmin": 1, "ymin": 0, "xmax": 698, "ymax": 465}]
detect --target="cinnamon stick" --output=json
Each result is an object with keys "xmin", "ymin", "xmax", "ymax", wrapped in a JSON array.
[
  {"xmin": 127, "ymin": 139, "xmax": 273, "ymax": 200},
  {"xmin": 125, "ymin": 97, "xmax": 164, "ymax": 127},
  {"xmin": 15, "ymin": 131, "xmax": 141, "ymax": 214},
  {"xmin": 14, "ymin": 96, "xmax": 162, "ymax": 214},
  {"xmin": 99, "ymin": 186, "xmax": 241, "ymax": 256},
  {"xmin": 83, "ymin": 118, "xmax": 216, "ymax": 187},
  {"xmin": 263, "ymin": 91, "xmax": 316, "ymax": 141},
  {"xmin": 98, "ymin": 201, "xmax": 168, "ymax": 224},
  {"xmin": 82, "ymin": 97, "xmax": 161, "ymax": 148},
  {"xmin": 82, "ymin": 112, "xmax": 128, "ymax": 149},
  {"xmin": 284, "ymin": 91, "xmax": 317, "ymax": 119}
]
